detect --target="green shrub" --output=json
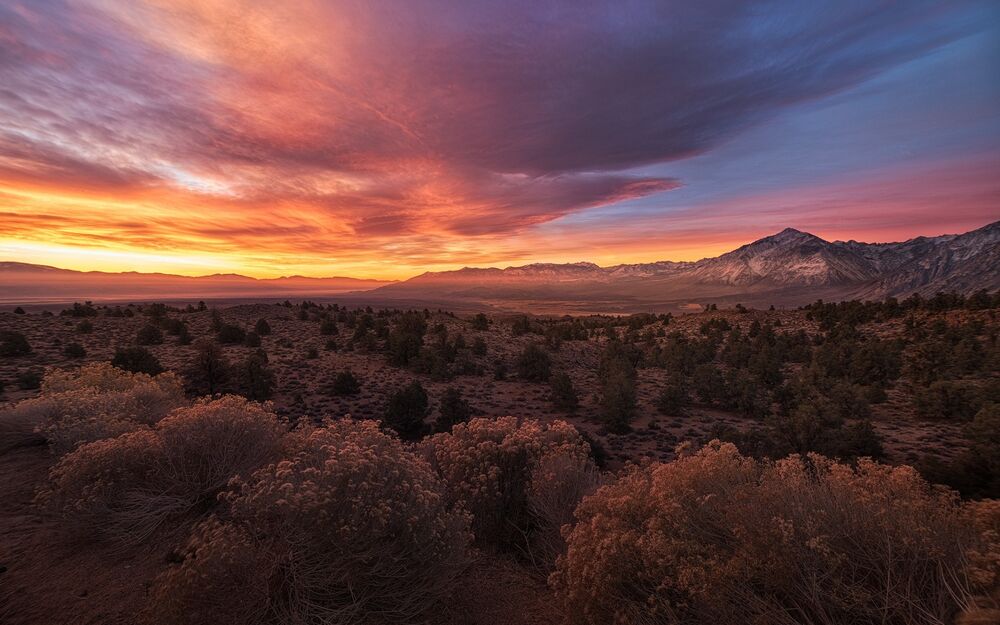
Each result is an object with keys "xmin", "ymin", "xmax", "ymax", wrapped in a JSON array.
[
  {"xmin": 331, "ymin": 369, "xmax": 362, "ymax": 396},
  {"xmin": 516, "ymin": 343, "xmax": 551, "ymax": 382},
  {"xmin": 185, "ymin": 339, "xmax": 229, "ymax": 395},
  {"xmin": 0, "ymin": 330, "xmax": 31, "ymax": 357},
  {"xmin": 384, "ymin": 381, "xmax": 429, "ymax": 439},
  {"xmin": 914, "ymin": 380, "xmax": 984, "ymax": 421},
  {"xmin": 16, "ymin": 370, "xmax": 42, "ymax": 390},
  {"xmin": 112, "ymin": 346, "xmax": 164, "ymax": 375},
  {"xmin": 233, "ymin": 352, "xmax": 275, "ymax": 401},
  {"xmin": 435, "ymin": 387, "xmax": 472, "ymax": 432},
  {"xmin": 549, "ymin": 371, "xmax": 579, "ymax": 414},
  {"xmin": 62, "ymin": 343, "xmax": 86, "ymax": 358},
  {"xmin": 136, "ymin": 324, "xmax": 164, "ymax": 345},
  {"xmin": 216, "ymin": 324, "xmax": 246, "ymax": 345},
  {"xmin": 655, "ymin": 373, "xmax": 689, "ymax": 415}
]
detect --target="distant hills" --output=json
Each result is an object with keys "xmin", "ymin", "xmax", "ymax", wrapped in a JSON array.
[
  {"xmin": 0, "ymin": 263, "xmax": 394, "ymax": 305},
  {"xmin": 2, "ymin": 221, "xmax": 997, "ymax": 311}
]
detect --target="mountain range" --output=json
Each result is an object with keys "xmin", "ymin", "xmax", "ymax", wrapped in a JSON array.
[
  {"xmin": 2, "ymin": 221, "xmax": 997, "ymax": 312},
  {"xmin": 365, "ymin": 220, "xmax": 1000, "ymax": 311}
]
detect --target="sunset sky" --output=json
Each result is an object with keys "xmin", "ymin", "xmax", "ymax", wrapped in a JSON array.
[{"xmin": 1, "ymin": 0, "xmax": 998, "ymax": 280}]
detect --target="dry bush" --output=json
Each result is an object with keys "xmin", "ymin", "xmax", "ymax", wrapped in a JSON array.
[
  {"xmin": 965, "ymin": 499, "xmax": 1000, "ymax": 602},
  {"xmin": 420, "ymin": 416, "xmax": 591, "ymax": 555},
  {"xmin": 0, "ymin": 362, "xmax": 186, "ymax": 454},
  {"xmin": 527, "ymin": 452, "xmax": 605, "ymax": 566},
  {"xmin": 150, "ymin": 419, "xmax": 471, "ymax": 625},
  {"xmin": 0, "ymin": 402, "xmax": 48, "ymax": 452},
  {"xmin": 37, "ymin": 396, "xmax": 286, "ymax": 547},
  {"xmin": 552, "ymin": 441, "xmax": 980, "ymax": 625}
]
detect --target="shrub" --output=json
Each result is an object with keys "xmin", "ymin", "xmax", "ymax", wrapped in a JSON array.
[
  {"xmin": 964, "ymin": 499, "xmax": 1000, "ymax": 600},
  {"xmin": 38, "ymin": 396, "xmax": 285, "ymax": 546},
  {"xmin": 186, "ymin": 339, "xmax": 229, "ymax": 395},
  {"xmin": 387, "ymin": 313, "xmax": 426, "ymax": 366},
  {"xmin": 914, "ymin": 380, "xmax": 984, "ymax": 421},
  {"xmin": 111, "ymin": 346, "xmax": 164, "ymax": 375},
  {"xmin": 62, "ymin": 342, "xmax": 86, "ymax": 358},
  {"xmin": 254, "ymin": 318, "xmax": 271, "ymax": 336},
  {"xmin": 549, "ymin": 371, "xmax": 579, "ymax": 414},
  {"xmin": 0, "ymin": 330, "xmax": 31, "ymax": 356},
  {"xmin": 76, "ymin": 320, "xmax": 93, "ymax": 334},
  {"xmin": 319, "ymin": 318, "xmax": 338, "ymax": 335},
  {"xmin": 552, "ymin": 441, "xmax": 977, "ymax": 625},
  {"xmin": 136, "ymin": 324, "xmax": 164, "ymax": 345},
  {"xmin": 656, "ymin": 372, "xmax": 690, "ymax": 415},
  {"xmin": 420, "ymin": 416, "xmax": 590, "ymax": 553},
  {"xmin": 599, "ymin": 364, "xmax": 636, "ymax": 433},
  {"xmin": 435, "ymin": 386, "xmax": 472, "ymax": 432},
  {"xmin": 13, "ymin": 306, "xmax": 25, "ymax": 314},
  {"xmin": 0, "ymin": 401, "xmax": 46, "ymax": 453},
  {"xmin": 31, "ymin": 363, "xmax": 186, "ymax": 454},
  {"xmin": 472, "ymin": 336, "xmax": 488, "ymax": 356},
  {"xmin": 16, "ymin": 370, "xmax": 42, "ymax": 390},
  {"xmin": 330, "ymin": 368, "xmax": 361, "ymax": 396},
  {"xmin": 233, "ymin": 352, "xmax": 275, "ymax": 401},
  {"xmin": 921, "ymin": 403, "xmax": 1000, "ymax": 499},
  {"xmin": 217, "ymin": 323, "xmax": 246, "ymax": 345},
  {"xmin": 242, "ymin": 331, "xmax": 261, "ymax": 347},
  {"xmin": 516, "ymin": 343, "xmax": 551, "ymax": 382},
  {"xmin": 384, "ymin": 380, "xmax": 429, "ymax": 439},
  {"xmin": 471, "ymin": 312, "xmax": 489, "ymax": 331},
  {"xmin": 527, "ymin": 453, "xmax": 604, "ymax": 566},
  {"xmin": 149, "ymin": 420, "xmax": 470, "ymax": 625}
]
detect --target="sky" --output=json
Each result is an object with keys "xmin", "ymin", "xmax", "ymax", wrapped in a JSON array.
[{"xmin": 0, "ymin": 0, "xmax": 998, "ymax": 280}]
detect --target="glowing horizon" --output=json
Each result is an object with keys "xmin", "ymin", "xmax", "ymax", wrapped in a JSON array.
[{"xmin": 1, "ymin": 1, "xmax": 998, "ymax": 281}]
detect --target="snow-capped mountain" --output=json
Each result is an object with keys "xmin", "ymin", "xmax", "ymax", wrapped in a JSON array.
[{"xmin": 370, "ymin": 221, "xmax": 999, "ymax": 308}]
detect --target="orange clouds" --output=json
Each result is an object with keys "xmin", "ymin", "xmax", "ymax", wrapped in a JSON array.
[{"xmin": 0, "ymin": 0, "xmax": 996, "ymax": 278}]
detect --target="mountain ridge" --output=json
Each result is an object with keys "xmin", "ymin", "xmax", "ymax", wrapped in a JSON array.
[
  {"xmin": 2, "ymin": 221, "xmax": 997, "ymax": 310},
  {"xmin": 369, "ymin": 220, "xmax": 1000, "ymax": 308}
]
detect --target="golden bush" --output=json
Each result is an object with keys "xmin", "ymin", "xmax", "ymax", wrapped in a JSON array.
[
  {"xmin": 552, "ymin": 441, "xmax": 979, "ymax": 625},
  {"xmin": 37, "ymin": 395, "xmax": 285, "ymax": 546},
  {"xmin": 0, "ymin": 362, "xmax": 186, "ymax": 454},
  {"xmin": 420, "ymin": 416, "xmax": 592, "ymax": 554},
  {"xmin": 150, "ymin": 419, "xmax": 471, "ymax": 625},
  {"xmin": 527, "ymin": 452, "xmax": 605, "ymax": 566}
]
